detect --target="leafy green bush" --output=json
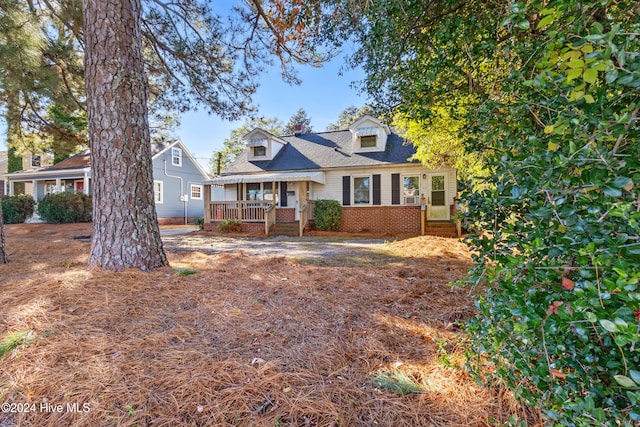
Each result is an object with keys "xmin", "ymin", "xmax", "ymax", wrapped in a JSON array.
[
  {"xmin": 217, "ymin": 219, "xmax": 240, "ymax": 233},
  {"xmin": 1, "ymin": 195, "xmax": 36, "ymax": 224},
  {"xmin": 37, "ymin": 192, "xmax": 92, "ymax": 223},
  {"xmin": 459, "ymin": 2, "xmax": 640, "ymax": 425},
  {"xmin": 313, "ymin": 200, "xmax": 342, "ymax": 231}
]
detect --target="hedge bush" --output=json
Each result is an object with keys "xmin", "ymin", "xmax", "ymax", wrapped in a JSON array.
[
  {"xmin": 37, "ymin": 192, "xmax": 92, "ymax": 223},
  {"xmin": 1, "ymin": 195, "xmax": 36, "ymax": 224},
  {"xmin": 313, "ymin": 199, "xmax": 342, "ymax": 231}
]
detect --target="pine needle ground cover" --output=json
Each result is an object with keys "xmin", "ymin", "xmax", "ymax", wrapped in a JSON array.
[{"xmin": 0, "ymin": 224, "xmax": 532, "ymax": 426}]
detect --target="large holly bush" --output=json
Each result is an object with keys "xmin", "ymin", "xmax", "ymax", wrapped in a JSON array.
[{"xmin": 461, "ymin": 1, "xmax": 640, "ymax": 425}]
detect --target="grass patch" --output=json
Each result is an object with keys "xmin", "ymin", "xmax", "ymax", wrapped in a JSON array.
[
  {"xmin": 0, "ymin": 331, "xmax": 35, "ymax": 358},
  {"xmin": 174, "ymin": 268, "xmax": 198, "ymax": 276},
  {"xmin": 371, "ymin": 368, "xmax": 423, "ymax": 395}
]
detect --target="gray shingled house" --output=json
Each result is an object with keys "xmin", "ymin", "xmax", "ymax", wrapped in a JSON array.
[
  {"xmin": 3, "ymin": 141, "xmax": 210, "ymax": 224},
  {"xmin": 203, "ymin": 116, "xmax": 458, "ymax": 236}
]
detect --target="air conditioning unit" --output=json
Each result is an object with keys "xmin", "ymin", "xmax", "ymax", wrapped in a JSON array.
[{"xmin": 404, "ymin": 196, "xmax": 418, "ymax": 205}]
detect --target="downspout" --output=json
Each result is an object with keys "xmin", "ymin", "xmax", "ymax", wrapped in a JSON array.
[{"xmin": 163, "ymin": 159, "xmax": 187, "ymax": 224}]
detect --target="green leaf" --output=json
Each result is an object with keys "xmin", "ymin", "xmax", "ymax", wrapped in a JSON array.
[
  {"xmin": 599, "ymin": 319, "xmax": 617, "ymax": 332},
  {"xmin": 606, "ymin": 69, "xmax": 619, "ymax": 83},
  {"xmin": 536, "ymin": 15, "xmax": 555, "ymax": 30},
  {"xmin": 516, "ymin": 20, "xmax": 530, "ymax": 30},
  {"xmin": 567, "ymin": 59, "xmax": 585, "ymax": 69},
  {"xmin": 583, "ymin": 67, "xmax": 598, "ymax": 84},
  {"xmin": 585, "ymin": 312, "xmax": 597, "ymax": 322},
  {"xmin": 584, "ymin": 94, "xmax": 595, "ymax": 104},
  {"xmin": 602, "ymin": 186, "xmax": 622, "ymax": 197},
  {"xmin": 614, "ymin": 375, "xmax": 637, "ymax": 388},
  {"xmin": 567, "ymin": 68, "xmax": 583, "ymax": 82},
  {"xmin": 630, "ymin": 370, "xmax": 640, "ymax": 385},
  {"xmin": 612, "ymin": 176, "xmax": 632, "ymax": 189}
]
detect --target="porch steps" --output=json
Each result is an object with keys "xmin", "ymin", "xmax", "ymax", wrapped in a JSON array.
[
  {"xmin": 424, "ymin": 221, "xmax": 459, "ymax": 238},
  {"xmin": 270, "ymin": 222, "xmax": 300, "ymax": 237}
]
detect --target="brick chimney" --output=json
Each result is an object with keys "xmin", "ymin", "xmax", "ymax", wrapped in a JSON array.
[{"xmin": 294, "ymin": 124, "xmax": 304, "ymax": 136}]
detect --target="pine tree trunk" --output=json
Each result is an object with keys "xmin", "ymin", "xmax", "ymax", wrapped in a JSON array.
[
  {"xmin": 0, "ymin": 201, "xmax": 8, "ymax": 264},
  {"xmin": 83, "ymin": 0, "xmax": 168, "ymax": 271}
]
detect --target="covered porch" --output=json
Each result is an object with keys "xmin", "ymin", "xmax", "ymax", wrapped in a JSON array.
[
  {"xmin": 203, "ymin": 171, "xmax": 325, "ymax": 236},
  {"xmin": 4, "ymin": 170, "xmax": 91, "ymax": 200}
]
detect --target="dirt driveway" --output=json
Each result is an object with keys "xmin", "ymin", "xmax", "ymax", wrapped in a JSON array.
[{"xmin": 162, "ymin": 232, "xmax": 392, "ymax": 262}]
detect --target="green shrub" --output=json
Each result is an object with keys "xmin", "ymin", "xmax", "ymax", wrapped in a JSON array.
[
  {"xmin": 217, "ymin": 219, "xmax": 240, "ymax": 233},
  {"xmin": 193, "ymin": 216, "xmax": 205, "ymax": 230},
  {"xmin": 1, "ymin": 195, "xmax": 36, "ymax": 224},
  {"xmin": 37, "ymin": 192, "xmax": 92, "ymax": 223},
  {"xmin": 313, "ymin": 200, "xmax": 342, "ymax": 231}
]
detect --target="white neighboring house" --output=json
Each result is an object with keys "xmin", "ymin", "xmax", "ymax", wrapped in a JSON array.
[
  {"xmin": 3, "ymin": 141, "xmax": 214, "ymax": 224},
  {"xmin": 203, "ymin": 115, "xmax": 458, "ymax": 236}
]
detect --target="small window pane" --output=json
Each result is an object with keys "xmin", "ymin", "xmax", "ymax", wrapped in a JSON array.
[
  {"xmin": 191, "ymin": 185, "xmax": 202, "ymax": 199},
  {"xmin": 403, "ymin": 176, "xmax": 419, "ymax": 196},
  {"xmin": 431, "ymin": 175, "xmax": 444, "ymax": 191},
  {"xmin": 354, "ymin": 177, "xmax": 370, "ymax": 204},
  {"xmin": 254, "ymin": 146, "xmax": 266, "ymax": 156},
  {"xmin": 432, "ymin": 191, "xmax": 445, "ymax": 206},
  {"xmin": 245, "ymin": 183, "xmax": 261, "ymax": 200},
  {"xmin": 360, "ymin": 136, "xmax": 376, "ymax": 148},
  {"xmin": 172, "ymin": 148, "xmax": 182, "ymax": 166}
]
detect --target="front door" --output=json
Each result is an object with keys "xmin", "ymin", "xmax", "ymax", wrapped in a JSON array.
[
  {"xmin": 75, "ymin": 180, "xmax": 84, "ymax": 193},
  {"xmin": 427, "ymin": 173, "xmax": 448, "ymax": 220}
]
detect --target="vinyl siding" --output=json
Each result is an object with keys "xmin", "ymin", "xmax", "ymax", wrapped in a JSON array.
[{"xmin": 151, "ymin": 146, "xmax": 207, "ymax": 219}]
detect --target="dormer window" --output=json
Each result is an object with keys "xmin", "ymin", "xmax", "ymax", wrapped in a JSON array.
[
  {"xmin": 360, "ymin": 135, "xmax": 377, "ymax": 148},
  {"xmin": 350, "ymin": 121, "xmax": 387, "ymax": 152},
  {"xmin": 31, "ymin": 155, "xmax": 42, "ymax": 168},
  {"xmin": 253, "ymin": 146, "xmax": 266, "ymax": 157},
  {"xmin": 172, "ymin": 147, "xmax": 182, "ymax": 166}
]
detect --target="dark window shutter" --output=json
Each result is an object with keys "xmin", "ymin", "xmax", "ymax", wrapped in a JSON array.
[
  {"xmin": 342, "ymin": 176, "xmax": 350, "ymax": 206},
  {"xmin": 280, "ymin": 182, "xmax": 288, "ymax": 207},
  {"xmin": 391, "ymin": 173, "xmax": 400, "ymax": 205},
  {"xmin": 373, "ymin": 174, "xmax": 381, "ymax": 205}
]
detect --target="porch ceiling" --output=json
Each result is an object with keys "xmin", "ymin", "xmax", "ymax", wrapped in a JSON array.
[{"xmin": 205, "ymin": 171, "xmax": 325, "ymax": 185}]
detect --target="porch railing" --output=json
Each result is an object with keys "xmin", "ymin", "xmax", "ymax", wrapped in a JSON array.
[
  {"xmin": 264, "ymin": 204, "xmax": 276, "ymax": 235},
  {"xmin": 209, "ymin": 201, "xmax": 271, "ymax": 222}
]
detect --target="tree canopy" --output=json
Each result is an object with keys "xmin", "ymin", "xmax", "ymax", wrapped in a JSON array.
[{"xmin": 283, "ymin": 107, "xmax": 313, "ymax": 134}]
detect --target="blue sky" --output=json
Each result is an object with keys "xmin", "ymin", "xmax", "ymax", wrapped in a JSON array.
[{"xmin": 178, "ymin": 54, "xmax": 370, "ymax": 170}]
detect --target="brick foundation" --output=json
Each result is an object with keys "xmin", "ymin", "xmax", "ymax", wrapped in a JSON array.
[
  {"xmin": 158, "ymin": 217, "xmax": 199, "ymax": 226},
  {"xmin": 339, "ymin": 206, "xmax": 421, "ymax": 234}
]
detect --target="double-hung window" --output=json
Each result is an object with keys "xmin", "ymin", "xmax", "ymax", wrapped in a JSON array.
[
  {"xmin": 403, "ymin": 175, "xmax": 420, "ymax": 205},
  {"xmin": 154, "ymin": 180, "xmax": 163, "ymax": 204},
  {"xmin": 190, "ymin": 184, "xmax": 203, "ymax": 200},
  {"xmin": 353, "ymin": 176, "xmax": 371, "ymax": 205},
  {"xmin": 171, "ymin": 147, "xmax": 182, "ymax": 166}
]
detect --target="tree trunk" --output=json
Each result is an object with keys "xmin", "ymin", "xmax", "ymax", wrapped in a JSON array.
[
  {"xmin": 83, "ymin": 0, "xmax": 168, "ymax": 271},
  {"xmin": 0, "ymin": 201, "xmax": 8, "ymax": 264}
]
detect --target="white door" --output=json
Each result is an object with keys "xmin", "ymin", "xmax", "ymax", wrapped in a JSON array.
[{"xmin": 427, "ymin": 173, "xmax": 448, "ymax": 220}]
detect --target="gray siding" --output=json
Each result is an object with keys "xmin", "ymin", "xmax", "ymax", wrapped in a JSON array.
[{"xmin": 152, "ymin": 146, "xmax": 206, "ymax": 219}]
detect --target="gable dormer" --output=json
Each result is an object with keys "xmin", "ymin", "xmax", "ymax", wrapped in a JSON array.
[
  {"xmin": 348, "ymin": 116, "xmax": 391, "ymax": 153},
  {"xmin": 245, "ymin": 128, "xmax": 286, "ymax": 161}
]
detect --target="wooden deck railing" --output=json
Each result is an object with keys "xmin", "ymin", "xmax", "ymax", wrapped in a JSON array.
[
  {"xmin": 264, "ymin": 204, "xmax": 276, "ymax": 235},
  {"xmin": 208, "ymin": 201, "xmax": 271, "ymax": 223}
]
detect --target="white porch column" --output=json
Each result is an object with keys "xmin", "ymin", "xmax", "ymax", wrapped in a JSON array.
[
  {"xmin": 32, "ymin": 180, "xmax": 38, "ymax": 200},
  {"xmin": 55, "ymin": 178, "xmax": 61, "ymax": 193},
  {"xmin": 7, "ymin": 179, "xmax": 13, "ymax": 196},
  {"xmin": 83, "ymin": 172, "xmax": 90, "ymax": 195}
]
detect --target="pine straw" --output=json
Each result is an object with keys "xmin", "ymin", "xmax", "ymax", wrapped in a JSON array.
[{"xmin": 0, "ymin": 224, "xmax": 534, "ymax": 426}]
